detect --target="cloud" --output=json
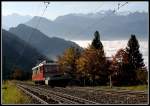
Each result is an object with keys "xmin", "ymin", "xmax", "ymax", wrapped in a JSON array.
[
  {"xmin": 72, "ymin": 40, "xmax": 148, "ymax": 67},
  {"xmin": 2, "ymin": 1, "xmax": 148, "ymax": 20}
]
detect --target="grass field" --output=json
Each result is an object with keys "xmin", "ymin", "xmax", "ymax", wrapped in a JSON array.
[
  {"xmin": 2, "ymin": 80, "xmax": 32, "ymax": 104},
  {"xmin": 89, "ymin": 85, "xmax": 148, "ymax": 91},
  {"xmin": 24, "ymin": 80, "xmax": 34, "ymax": 84}
]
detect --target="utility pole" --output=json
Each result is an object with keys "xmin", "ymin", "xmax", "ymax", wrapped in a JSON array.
[{"xmin": 109, "ymin": 75, "xmax": 112, "ymax": 88}]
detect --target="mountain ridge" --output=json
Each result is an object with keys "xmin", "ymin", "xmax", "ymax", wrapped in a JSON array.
[
  {"xmin": 2, "ymin": 13, "xmax": 32, "ymax": 30},
  {"xmin": 9, "ymin": 24, "xmax": 82, "ymax": 60},
  {"xmin": 2, "ymin": 29, "xmax": 49, "ymax": 79},
  {"xmin": 25, "ymin": 11, "xmax": 148, "ymax": 40}
]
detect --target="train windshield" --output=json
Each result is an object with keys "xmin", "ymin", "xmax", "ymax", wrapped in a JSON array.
[{"xmin": 45, "ymin": 65, "xmax": 59, "ymax": 73}]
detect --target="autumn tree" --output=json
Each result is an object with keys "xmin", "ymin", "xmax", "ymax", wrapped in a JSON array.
[
  {"xmin": 12, "ymin": 67, "xmax": 24, "ymax": 80},
  {"xmin": 136, "ymin": 67, "xmax": 148, "ymax": 84},
  {"xmin": 57, "ymin": 46, "xmax": 81, "ymax": 79},
  {"xmin": 76, "ymin": 48, "xmax": 91, "ymax": 85},
  {"xmin": 76, "ymin": 31, "xmax": 108, "ymax": 86},
  {"xmin": 76, "ymin": 47, "xmax": 108, "ymax": 86},
  {"xmin": 109, "ymin": 49, "xmax": 130, "ymax": 85},
  {"xmin": 109, "ymin": 35, "xmax": 147, "ymax": 85}
]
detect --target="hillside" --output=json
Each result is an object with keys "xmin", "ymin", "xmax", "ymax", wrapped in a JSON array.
[
  {"xmin": 2, "ymin": 29, "xmax": 49, "ymax": 79},
  {"xmin": 9, "ymin": 24, "xmax": 82, "ymax": 60}
]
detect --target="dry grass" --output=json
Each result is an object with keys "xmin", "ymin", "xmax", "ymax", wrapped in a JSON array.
[
  {"xmin": 93, "ymin": 85, "xmax": 148, "ymax": 91},
  {"xmin": 2, "ymin": 80, "xmax": 32, "ymax": 104}
]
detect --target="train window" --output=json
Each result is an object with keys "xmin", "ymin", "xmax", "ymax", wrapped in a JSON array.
[
  {"xmin": 37, "ymin": 68, "xmax": 40, "ymax": 74},
  {"xmin": 40, "ymin": 66, "xmax": 43, "ymax": 72},
  {"xmin": 35, "ymin": 70, "xmax": 37, "ymax": 75},
  {"xmin": 45, "ymin": 66, "xmax": 49, "ymax": 72},
  {"xmin": 33, "ymin": 70, "xmax": 36, "ymax": 75},
  {"xmin": 35, "ymin": 68, "xmax": 38, "ymax": 74},
  {"xmin": 36, "ymin": 68, "xmax": 38, "ymax": 74},
  {"xmin": 37, "ymin": 70, "xmax": 39, "ymax": 74},
  {"xmin": 32, "ymin": 71, "xmax": 34, "ymax": 75},
  {"xmin": 45, "ymin": 67, "xmax": 48, "ymax": 72}
]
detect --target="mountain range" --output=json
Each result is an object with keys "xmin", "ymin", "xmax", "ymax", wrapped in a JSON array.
[
  {"xmin": 2, "ymin": 13, "xmax": 32, "ymax": 30},
  {"xmin": 3, "ymin": 11, "xmax": 148, "ymax": 40},
  {"xmin": 9, "ymin": 24, "xmax": 82, "ymax": 60},
  {"xmin": 25, "ymin": 10, "xmax": 148, "ymax": 40}
]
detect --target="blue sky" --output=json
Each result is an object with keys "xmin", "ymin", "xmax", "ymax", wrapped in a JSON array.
[{"xmin": 2, "ymin": 1, "xmax": 148, "ymax": 20}]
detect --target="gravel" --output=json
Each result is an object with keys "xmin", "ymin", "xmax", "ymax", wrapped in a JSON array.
[{"xmin": 48, "ymin": 86, "xmax": 148, "ymax": 104}]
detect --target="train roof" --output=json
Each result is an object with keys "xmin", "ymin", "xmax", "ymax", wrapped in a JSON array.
[{"xmin": 32, "ymin": 61, "xmax": 58, "ymax": 70}]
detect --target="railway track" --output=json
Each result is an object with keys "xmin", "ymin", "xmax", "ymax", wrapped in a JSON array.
[
  {"xmin": 16, "ymin": 81, "xmax": 148, "ymax": 104},
  {"xmin": 42, "ymin": 86, "xmax": 148, "ymax": 104},
  {"xmin": 17, "ymin": 83, "xmax": 98, "ymax": 104},
  {"xmin": 17, "ymin": 85, "xmax": 49, "ymax": 104},
  {"xmin": 64, "ymin": 86, "xmax": 147, "ymax": 94},
  {"xmin": 61, "ymin": 86, "xmax": 147, "ymax": 98},
  {"xmin": 44, "ymin": 86, "xmax": 147, "ymax": 97}
]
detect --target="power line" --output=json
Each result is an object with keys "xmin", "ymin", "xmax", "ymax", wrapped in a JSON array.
[{"xmin": 114, "ymin": 2, "xmax": 128, "ymax": 12}]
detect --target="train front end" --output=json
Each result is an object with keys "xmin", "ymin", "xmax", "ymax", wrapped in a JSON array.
[{"xmin": 32, "ymin": 61, "xmax": 71, "ymax": 87}]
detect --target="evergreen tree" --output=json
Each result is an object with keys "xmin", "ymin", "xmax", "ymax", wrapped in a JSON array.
[
  {"xmin": 91, "ymin": 31, "xmax": 103, "ymax": 50},
  {"xmin": 125, "ymin": 35, "xmax": 146, "ymax": 85},
  {"xmin": 126, "ymin": 35, "xmax": 145, "ymax": 71},
  {"xmin": 109, "ymin": 35, "xmax": 147, "ymax": 86}
]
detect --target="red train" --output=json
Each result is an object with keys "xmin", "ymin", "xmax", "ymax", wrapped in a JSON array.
[{"xmin": 32, "ymin": 60, "xmax": 70, "ymax": 87}]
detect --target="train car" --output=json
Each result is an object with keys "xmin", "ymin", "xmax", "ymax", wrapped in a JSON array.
[{"xmin": 32, "ymin": 61, "xmax": 71, "ymax": 87}]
